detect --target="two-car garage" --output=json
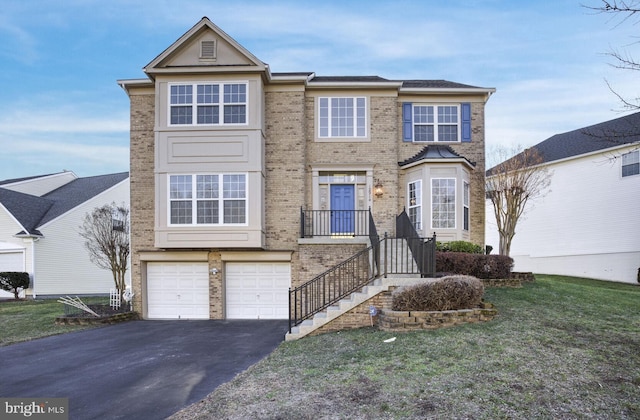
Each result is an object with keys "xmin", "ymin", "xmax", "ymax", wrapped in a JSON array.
[{"xmin": 145, "ymin": 261, "xmax": 291, "ymax": 320}]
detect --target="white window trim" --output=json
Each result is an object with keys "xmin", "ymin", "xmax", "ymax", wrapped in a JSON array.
[
  {"xmin": 318, "ymin": 97, "xmax": 367, "ymax": 138},
  {"xmin": 167, "ymin": 173, "xmax": 248, "ymax": 226},
  {"xmin": 412, "ymin": 104, "xmax": 461, "ymax": 143},
  {"xmin": 408, "ymin": 180, "xmax": 422, "ymax": 231},
  {"xmin": 431, "ymin": 178, "xmax": 456, "ymax": 229},
  {"xmin": 463, "ymin": 181, "xmax": 470, "ymax": 232},
  {"xmin": 168, "ymin": 81, "xmax": 248, "ymax": 127}
]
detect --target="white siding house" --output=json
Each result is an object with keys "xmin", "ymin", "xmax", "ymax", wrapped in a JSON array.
[
  {"xmin": 0, "ymin": 171, "xmax": 130, "ymax": 297},
  {"xmin": 486, "ymin": 112, "xmax": 640, "ymax": 284}
]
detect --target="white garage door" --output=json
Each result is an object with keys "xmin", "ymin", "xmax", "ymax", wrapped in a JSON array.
[
  {"xmin": 147, "ymin": 262, "xmax": 209, "ymax": 319},
  {"xmin": 0, "ymin": 251, "xmax": 26, "ymax": 298},
  {"xmin": 226, "ymin": 262, "xmax": 291, "ymax": 319},
  {"xmin": 0, "ymin": 251, "xmax": 24, "ymax": 272}
]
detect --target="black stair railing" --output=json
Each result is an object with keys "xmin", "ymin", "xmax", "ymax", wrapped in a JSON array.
[
  {"xmin": 396, "ymin": 210, "xmax": 436, "ymax": 277},
  {"xmin": 289, "ymin": 237, "xmax": 383, "ymax": 332}
]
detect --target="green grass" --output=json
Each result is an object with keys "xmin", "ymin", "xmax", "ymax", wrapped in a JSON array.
[
  {"xmin": 170, "ymin": 275, "xmax": 640, "ymax": 419},
  {"xmin": 0, "ymin": 298, "xmax": 104, "ymax": 346}
]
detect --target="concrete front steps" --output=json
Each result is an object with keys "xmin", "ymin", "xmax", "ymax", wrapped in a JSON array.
[{"xmin": 285, "ymin": 275, "xmax": 435, "ymax": 341}]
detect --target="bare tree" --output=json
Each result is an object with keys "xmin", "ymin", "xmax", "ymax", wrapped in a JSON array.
[
  {"xmin": 586, "ymin": 1, "xmax": 640, "ymax": 111},
  {"xmin": 486, "ymin": 146, "xmax": 552, "ymax": 256},
  {"xmin": 79, "ymin": 202, "xmax": 130, "ymax": 299}
]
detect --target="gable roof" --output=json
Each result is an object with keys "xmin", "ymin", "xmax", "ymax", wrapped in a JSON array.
[
  {"xmin": 530, "ymin": 111, "xmax": 640, "ymax": 165},
  {"xmin": 0, "ymin": 172, "xmax": 61, "ymax": 187},
  {"xmin": 399, "ymin": 145, "xmax": 476, "ymax": 169},
  {"xmin": 144, "ymin": 16, "xmax": 267, "ymax": 77},
  {"xmin": 487, "ymin": 111, "xmax": 640, "ymax": 175},
  {"xmin": 0, "ymin": 172, "xmax": 129, "ymax": 236}
]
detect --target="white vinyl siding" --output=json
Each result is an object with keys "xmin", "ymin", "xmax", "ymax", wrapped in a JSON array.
[
  {"xmin": 33, "ymin": 179, "xmax": 130, "ymax": 295},
  {"xmin": 485, "ymin": 148, "xmax": 640, "ymax": 283}
]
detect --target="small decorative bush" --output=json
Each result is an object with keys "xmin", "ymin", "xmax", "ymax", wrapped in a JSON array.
[
  {"xmin": 392, "ymin": 275, "xmax": 485, "ymax": 311},
  {"xmin": 436, "ymin": 241, "xmax": 484, "ymax": 254},
  {"xmin": 0, "ymin": 272, "xmax": 30, "ymax": 299},
  {"xmin": 436, "ymin": 252, "xmax": 513, "ymax": 279}
]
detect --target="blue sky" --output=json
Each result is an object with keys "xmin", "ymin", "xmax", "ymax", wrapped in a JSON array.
[{"xmin": 1, "ymin": 0, "xmax": 639, "ymax": 179}]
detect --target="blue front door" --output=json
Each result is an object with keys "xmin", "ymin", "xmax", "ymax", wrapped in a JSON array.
[{"xmin": 331, "ymin": 185, "xmax": 355, "ymax": 234}]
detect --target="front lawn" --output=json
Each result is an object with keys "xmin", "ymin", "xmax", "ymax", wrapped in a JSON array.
[
  {"xmin": 170, "ymin": 275, "xmax": 640, "ymax": 419},
  {"xmin": 0, "ymin": 298, "xmax": 102, "ymax": 346}
]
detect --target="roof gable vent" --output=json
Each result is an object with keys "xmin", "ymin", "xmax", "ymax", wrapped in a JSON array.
[{"xmin": 200, "ymin": 40, "xmax": 217, "ymax": 60}]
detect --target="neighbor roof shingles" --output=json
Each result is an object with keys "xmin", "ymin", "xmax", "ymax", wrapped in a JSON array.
[{"xmin": 0, "ymin": 172, "xmax": 129, "ymax": 235}]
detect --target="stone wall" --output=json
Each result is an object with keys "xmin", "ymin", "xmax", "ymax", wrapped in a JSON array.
[{"xmin": 378, "ymin": 305, "xmax": 497, "ymax": 332}]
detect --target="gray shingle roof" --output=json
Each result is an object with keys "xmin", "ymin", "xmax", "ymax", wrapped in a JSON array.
[
  {"xmin": 308, "ymin": 75, "xmax": 391, "ymax": 83},
  {"xmin": 0, "ymin": 172, "xmax": 62, "ymax": 186},
  {"xmin": 0, "ymin": 172, "xmax": 129, "ymax": 236},
  {"xmin": 401, "ymin": 80, "xmax": 482, "ymax": 89},
  {"xmin": 487, "ymin": 111, "xmax": 640, "ymax": 174},
  {"xmin": 399, "ymin": 145, "xmax": 475, "ymax": 167}
]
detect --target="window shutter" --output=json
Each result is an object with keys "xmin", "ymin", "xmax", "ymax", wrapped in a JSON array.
[
  {"xmin": 402, "ymin": 102, "xmax": 413, "ymax": 142},
  {"xmin": 461, "ymin": 102, "xmax": 471, "ymax": 142}
]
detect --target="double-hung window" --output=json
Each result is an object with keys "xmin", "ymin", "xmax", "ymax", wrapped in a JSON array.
[
  {"xmin": 463, "ymin": 181, "xmax": 470, "ymax": 231},
  {"xmin": 413, "ymin": 105, "xmax": 459, "ymax": 142},
  {"xmin": 408, "ymin": 180, "xmax": 422, "ymax": 230},
  {"xmin": 432, "ymin": 178, "xmax": 456, "ymax": 229},
  {"xmin": 622, "ymin": 150, "xmax": 640, "ymax": 177},
  {"xmin": 169, "ymin": 174, "xmax": 247, "ymax": 225},
  {"xmin": 318, "ymin": 97, "xmax": 366, "ymax": 138},
  {"xmin": 169, "ymin": 82, "xmax": 247, "ymax": 125}
]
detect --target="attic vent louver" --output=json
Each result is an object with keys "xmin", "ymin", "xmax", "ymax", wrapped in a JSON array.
[{"xmin": 200, "ymin": 40, "xmax": 216, "ymax": 60}]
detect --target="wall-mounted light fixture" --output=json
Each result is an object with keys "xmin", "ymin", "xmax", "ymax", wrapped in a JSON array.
[
  {"xmin": 374, "ymin": 180, "xmax": 384, "ymax": 198},
  {"xmin": 211, "ymin": 268, "xmax": 219, "ymax": 275}
]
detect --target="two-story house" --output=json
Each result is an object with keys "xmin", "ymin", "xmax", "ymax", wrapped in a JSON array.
[{"xmin": 118, "ymin": 17, "xmax": 494, "ymax": 327}]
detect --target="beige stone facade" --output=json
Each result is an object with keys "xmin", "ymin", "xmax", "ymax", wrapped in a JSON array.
[{"xmin": 118, "ymin": 17, "xmax": 494, "ymax": 320}]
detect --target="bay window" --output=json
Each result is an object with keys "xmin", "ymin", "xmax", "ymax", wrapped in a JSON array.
[
  {"xmin": 169, "ymin": 174, "xmax": 246, "ymax": 225},
  {"xmin": 432, "ymin": 178, "xmax": 456, "ymax": 229},
  {"xmin": 169, "ymin": 82, "xmax": 247, "ymax": 126}
]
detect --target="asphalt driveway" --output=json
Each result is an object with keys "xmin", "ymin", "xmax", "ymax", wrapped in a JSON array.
[{"xmin": 0, "ymin": 320, "xmax": 288, "ymax": 419}]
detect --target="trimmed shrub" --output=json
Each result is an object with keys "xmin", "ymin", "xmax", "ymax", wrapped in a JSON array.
[
  {"xmin": 392, "ymin": 275, "xmax": 484, "ymax": 311},
  {"xmin": 436, "ymin": 241, "xmax": 484, "ymax": 254},
  {"xmin": 0, "ymin": 272, "xmax": 30, "ymax": 299},
  {"xmin": 436, "ymin": 252, "xmax": 513, "ymax": 279}
]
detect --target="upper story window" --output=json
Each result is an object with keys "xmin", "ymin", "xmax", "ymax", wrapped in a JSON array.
[
  {"xmin": 169, "ymin": 174, "xmax": 247, "ymax": 225},
  {"xmin": 432, "ymin": 178, "xmax": 456, "ymax": 229},
  {"xmin": 622, "ymin": 150, "xmax": 639, "ymax": 177},
  {"xmin": 413, "ymin": 105, "xmax": 458, "ymax": 142},
  {"xmin": 319, "ymin": 97, "xmax": 367, "ymax": 138},
  {"xmin": 169, "ymin": 83, "xmax": 247, "ymax": 126},
  {"xmin": 403, "ymin": 102, "xmax": 471, "ymax": 143}
]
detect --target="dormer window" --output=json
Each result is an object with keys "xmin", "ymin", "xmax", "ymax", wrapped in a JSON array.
[{"xmin": 169, "ymin": 82, "xmax": 247, "ymax": 126}]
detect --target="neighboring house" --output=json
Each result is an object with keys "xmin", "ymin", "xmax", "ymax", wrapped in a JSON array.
[
  {"xmin": 118, "ymin": 17, "xmax": 494, "ymax": 322},
  {"xmin": 0, "ymin": 171, "xmax": 130, "ymax": 297},
  {"xmin": 486, "ymin": 112, "xmax": 640, "ymax": 284}
]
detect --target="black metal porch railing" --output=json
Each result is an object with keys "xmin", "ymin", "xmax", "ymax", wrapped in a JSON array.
[
  {"xmin": 289, "ymin": 238, "xmax": 382, "ymax": 332},
  {"xmin": 300, "ymin": 208, "xmax": 371, "ymax": 237},
  {"xmin": 396, "ymin": 209, "xmax": 436, "ymax": 277},
  {"xmin": 289, "ymin": 211, "xmax": 437, "ymax": 332}
]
